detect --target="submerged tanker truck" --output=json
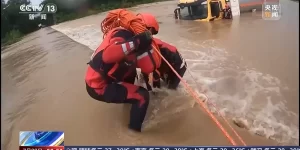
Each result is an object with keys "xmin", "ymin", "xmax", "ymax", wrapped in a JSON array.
[{"xmin": 174, "ymin": 0, "xmax": 263, "ymax": 21}]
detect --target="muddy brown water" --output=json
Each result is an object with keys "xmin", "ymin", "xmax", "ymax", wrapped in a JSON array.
[{"xmin": 1, "ymin": 0, "xmax": 298, "ymax": 149}]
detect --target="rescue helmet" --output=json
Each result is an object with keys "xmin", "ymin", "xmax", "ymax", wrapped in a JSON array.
[{"xmin": 137, "ymin": 13, "xmax": 159, "ymax": 35}]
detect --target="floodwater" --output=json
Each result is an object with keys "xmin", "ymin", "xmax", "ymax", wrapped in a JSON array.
[{"xmin": 1, "ymin": 0, "xmax": 298, "ymax": 149}]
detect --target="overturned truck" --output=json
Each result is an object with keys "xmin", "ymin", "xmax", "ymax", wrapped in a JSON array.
[
  {"xmin": 174, "ymin": 0, "xmax": 262, "ymax": 21},
  {"xmin": 174, "ymin": 0, "xmax": 229, "ymax": 21}
]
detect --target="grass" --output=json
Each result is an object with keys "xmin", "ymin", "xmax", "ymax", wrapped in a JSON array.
[{"xmin": 1, "ymin": 29, "xmax": 23, "ymax": 47}]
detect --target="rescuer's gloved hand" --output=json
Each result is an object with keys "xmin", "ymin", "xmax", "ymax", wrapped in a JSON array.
[
  {"xmin": 166, "ymin": 63, "xmax": 187, "ymax": 90},
  {"xmin": 133, "ymin": 31, "xmax": 153, "ymax": 50}
]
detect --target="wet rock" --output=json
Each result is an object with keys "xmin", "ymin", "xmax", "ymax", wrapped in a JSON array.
[
  {"xmin": 254, "ymin": 130, "xmax": 266, "ymax": 137},
  {"xmin": 233, "ymin": 118, "xmax": 249, "ymax": 130}
]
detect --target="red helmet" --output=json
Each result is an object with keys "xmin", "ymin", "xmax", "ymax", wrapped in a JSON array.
[{"xmin": 137, "ymin": 13, "xmax": 159, "ymax": 35}]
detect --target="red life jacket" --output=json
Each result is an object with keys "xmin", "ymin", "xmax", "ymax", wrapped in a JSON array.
[
  {"xmin": 85, "ymin": 28, "xmax": 137, "ymax": 90},
  {"xmin": 98, "ymin": 28, "xmax": 161, "ymax": 76},
  {"xmin": 136, "ymin": 40, "xmax": 162, "ymax": 83}
]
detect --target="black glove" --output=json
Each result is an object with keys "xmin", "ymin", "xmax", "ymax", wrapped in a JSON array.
[
  {"xmin": 133, "ymin": 31, "xmax": 153, "ymax": 50},
  {"xmin": 167, "ymin": 64, "xmax": 186, "ymax": 90}
]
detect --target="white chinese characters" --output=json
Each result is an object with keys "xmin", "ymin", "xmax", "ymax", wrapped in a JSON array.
[
  {"xmin": 28, "ymin": 14, "xmax": 47, "ymax": 20},
  {"xmin": 262, "ymin": 2, "xmax": 281, "ymax": 20}
]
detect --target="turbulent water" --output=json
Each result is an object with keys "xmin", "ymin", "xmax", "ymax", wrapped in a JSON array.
[{"xmin": 1, "ymin": 0, "xmax": 299, "ymax": 149}]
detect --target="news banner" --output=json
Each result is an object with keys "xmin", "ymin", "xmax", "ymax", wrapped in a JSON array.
[{"xmin": 19, "ymin": 131, "xmax": 299, "ymax": 150}]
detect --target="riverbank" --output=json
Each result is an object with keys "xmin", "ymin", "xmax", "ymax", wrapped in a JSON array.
[{"xmin": 1, "ymin": 30, "xmax": 24, "ymax": 48}]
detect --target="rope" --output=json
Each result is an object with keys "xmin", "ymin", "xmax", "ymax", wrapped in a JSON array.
[
  {"xmin": 186, "ymin": 69, "xmax": 247, "ymax": 146},
  {"xmin": 101, "ymin": 8, "xmax": 245, "ymax": 146}
]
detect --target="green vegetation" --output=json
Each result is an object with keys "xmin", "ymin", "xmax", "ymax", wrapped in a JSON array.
[
  {"xmin": 1, "ymin": 0, "xmax": 166, "ymax": 46},
  {"xmin": 2, "ymin": 29, "xmax": 23, "ymax": 46}
]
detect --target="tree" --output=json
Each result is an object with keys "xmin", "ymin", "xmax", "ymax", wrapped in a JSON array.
[{"xmin": 1, "ymin": 0, "xmax": 41, "ymax": 40}]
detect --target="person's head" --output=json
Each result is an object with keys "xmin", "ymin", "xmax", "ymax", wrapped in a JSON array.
[
  {"xmin": 225, "ymin": 3, "xmax": 230, "ymax": 9},
  {"xmin": 137, "ymin": 13, "xmax": 159, "ymax": 35}
]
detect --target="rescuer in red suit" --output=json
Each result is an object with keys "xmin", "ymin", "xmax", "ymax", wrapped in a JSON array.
[
  {"xmin": 85, "ymin": 23, "xmax": 153, "ymax": 132},
  {"xmin": 137, "ymin": 13, "xmax": 187, "ymax": 91},
  {"xmin": 85, "ymin": 13, "xmax": 186, "ymax": 133}
]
